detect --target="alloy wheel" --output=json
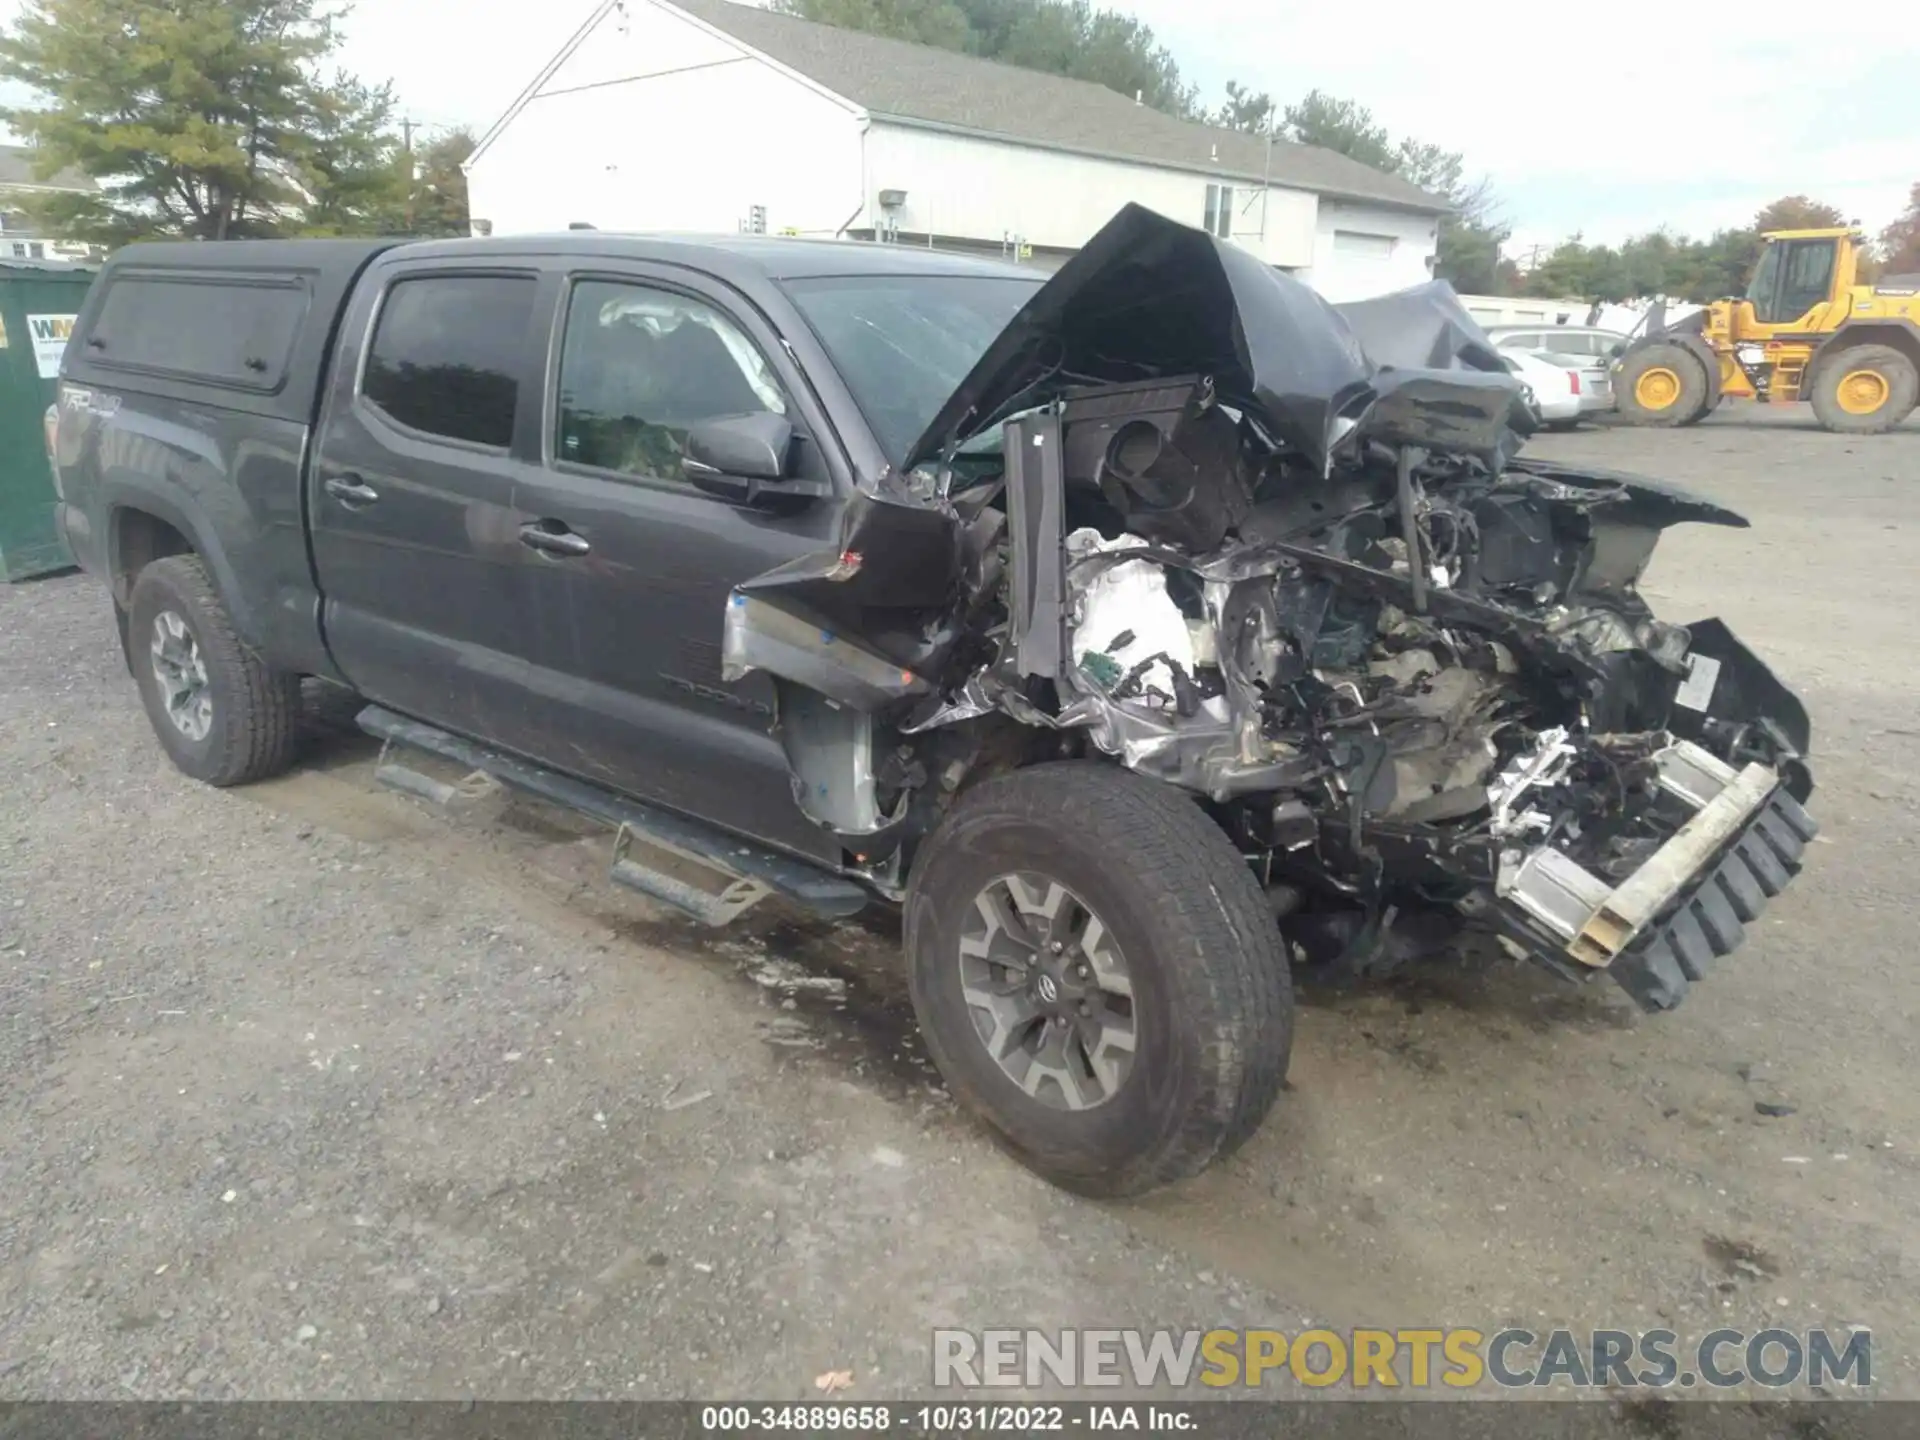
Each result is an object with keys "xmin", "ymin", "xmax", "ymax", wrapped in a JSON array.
[
  {"xmin": 149, "ymin": 610, "xmax": 213, "ymax": 742},
  {"xmin": 957, "ymin": 872, "xmax": 1137, "ymax": 1111}
]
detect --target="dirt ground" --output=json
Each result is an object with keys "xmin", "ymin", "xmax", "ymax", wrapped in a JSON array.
[{"xmin": 1, "ymin": 404, "xmax": 1915, "ymax": 1404}]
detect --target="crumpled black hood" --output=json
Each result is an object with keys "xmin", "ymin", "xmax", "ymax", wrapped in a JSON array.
[
  {"xmin": 1334, "ymin": 279, "xmax": 1508, "ymax": 372},
  {"xmin": 902, "ymin": 203, "xmax": 1524, "ymax": 475}
]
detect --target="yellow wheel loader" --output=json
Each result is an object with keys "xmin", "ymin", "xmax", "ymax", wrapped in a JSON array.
[{"xmin": 1614, "ymin": 228, "xmax": 1920, "ymax": 433}]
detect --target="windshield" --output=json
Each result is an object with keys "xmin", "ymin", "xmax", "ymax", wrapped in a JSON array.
[{"xmin": 781, "ymin": 274, "xmax": 1045, "ymax": 466}]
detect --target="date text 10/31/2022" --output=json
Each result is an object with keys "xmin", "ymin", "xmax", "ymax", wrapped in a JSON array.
[{"xmin": 700, "ymin": 1405, "xmax": 1195, "ymax": 1433}]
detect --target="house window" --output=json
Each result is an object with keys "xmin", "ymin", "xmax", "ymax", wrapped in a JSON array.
[
  {"xmin": 1203, "ymin": 183, "xmax": 1234, "ymax": 239},
  {"xmin": 1332, "ymin": 230, "xmax": 1398, "ymax": 260}
]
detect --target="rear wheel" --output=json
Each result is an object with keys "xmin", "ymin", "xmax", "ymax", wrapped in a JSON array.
[
  {"xmin": 905, "ymin": 762, "xmax": 1293, "ymax": 1197},
  {"xmin": 1615, "ymin": 341, "xmax": 1709, "ymax": 427},
  {"xmin": 128, "ymin": 555, "xmax": 302, "ymax": 786},
  {"xmin": 1808, "ymin": 344, "xmax": 1919, "ymax": 434}
]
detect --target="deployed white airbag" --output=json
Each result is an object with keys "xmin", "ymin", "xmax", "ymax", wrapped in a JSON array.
[{"xmin": 1066, "ymin": 529, "xmax": 1207, "ymax": 711}]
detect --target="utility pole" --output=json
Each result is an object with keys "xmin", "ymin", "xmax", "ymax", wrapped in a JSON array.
[
  {"xmin": 1258, "ymin": 98, "xmax": 1275, "ymax": 246},
  {"xmin": 401, "ymin": 118, "xmax": 417, "ymax": 233}
]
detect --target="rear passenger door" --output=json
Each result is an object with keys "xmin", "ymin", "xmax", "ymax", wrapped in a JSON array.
[
  {"xmin": 309, "ymin": 262, "xmax": 550, "ymax": 746},
  {"xmin": 506, "ymin": 267, "xmax": 849, "ymax": 864}
]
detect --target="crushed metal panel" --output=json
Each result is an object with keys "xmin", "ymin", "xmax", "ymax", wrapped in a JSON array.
[
  {"xmin": 721, "ymin": 591, "xmax": 930, "ymax": 710},
  {"xmin": 1002, "ymin": 412, "xmax": 1069, "ymax": 680},
  {"xmin": 1570, "ymin": 762, "xmax": 1780, "ymax": 967},
  {"xmin": 774, "ymin": 681, "xmax": 904, "ymax": 836}
]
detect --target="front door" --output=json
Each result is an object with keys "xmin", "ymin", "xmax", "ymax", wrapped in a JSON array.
[
  {"xmin": 310, "ymin": 263, "xmax": 552, "ymax": 747},
  {"xmin": 1746, "ymin": 238, "xmax": 1839, "ymax": 330},
  {"xmin": 506, "ymin": 268, "xmax": 849, "ymax": 863}
]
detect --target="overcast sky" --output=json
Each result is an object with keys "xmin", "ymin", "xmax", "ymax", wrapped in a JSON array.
[{"xmin": 8, "ymin": 0, "xmax": 1916, "ymax": 252}]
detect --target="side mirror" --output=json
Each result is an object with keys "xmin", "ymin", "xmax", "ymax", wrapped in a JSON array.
[{"xmin": 683, "ymin": 412, "xmax": 827, "ymax": 504}]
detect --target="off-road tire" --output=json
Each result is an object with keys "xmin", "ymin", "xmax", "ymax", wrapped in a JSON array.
[
  {"xmin": 1614, "ymin": 341, "xmax": 1709, "ymax": 427},
  {"xmin": 128, "ymin": 555, "xmax": 302, "ymax": 786},
  {"xmin": 905, "ymin": 761, "xmax": 1293, "ymax": 1197},
  {"xmin": 1808, "ymin": 344, "xmax": 1919, "ymax": 434},
  {"xmin": 1677, "ymin": 391, "xmax": 1718, "ymax": 425}
]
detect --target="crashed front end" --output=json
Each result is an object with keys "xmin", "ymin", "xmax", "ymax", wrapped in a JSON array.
[{"xmin": 724, "ymin": 205, "xmax": 1817, "ymax": 1012}]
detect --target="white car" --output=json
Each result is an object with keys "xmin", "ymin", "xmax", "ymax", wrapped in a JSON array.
[
  {"xmin": 1484, "ymin": 324, "xmax": 1623, "ymax": 413},
  {"xmin": 1500, "ymin": 348, "xmax": 1584, "ymax": 428}
]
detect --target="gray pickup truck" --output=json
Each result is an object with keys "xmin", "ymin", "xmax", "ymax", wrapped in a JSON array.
[{"xmin": 49, "ymin": 204, "xmax": 1817, "ymax": 1196}]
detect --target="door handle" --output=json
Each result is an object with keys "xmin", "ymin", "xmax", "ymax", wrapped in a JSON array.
[
  {"xmin": 519, "ymin": 520, "xmax": 590, "ymax": 557},
  {"xmin": 324, "ymin": 475, "xmax": 380, "ymax": 506}
]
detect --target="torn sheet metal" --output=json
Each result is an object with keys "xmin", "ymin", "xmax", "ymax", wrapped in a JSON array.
[
  {"xmin": 721, "ymin": 592, "xmax": 930, "ymax": 711},
  {"xmin": 774, "ymin": 682, "xmax": 911, "ymax": 836}
]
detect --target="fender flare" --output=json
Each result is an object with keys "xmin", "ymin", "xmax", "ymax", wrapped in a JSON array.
[
  {"xmin": 1671, "ymin": 331, "xmax": 1723, "ymax": 411},
  {"xmin": 1805, "ymin": 318, "xmax": 1920, "ymax": 376},
  {"xmin": 101, "ymin": 480, "xmax": 264, "ymax": 651}
]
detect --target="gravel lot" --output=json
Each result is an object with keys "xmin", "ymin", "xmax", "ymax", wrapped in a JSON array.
[{"xmin": 1, "ymin": 404, "xmax": 1916, "ymax": 1403}]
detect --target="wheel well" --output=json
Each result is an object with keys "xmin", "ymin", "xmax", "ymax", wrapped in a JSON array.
[
  {"xmin": 1816, "ymin": 325, "xmax": 1920, "ymax": 380},
  {"xmin": 110, "ymin": 507, "xmax": 193, "ymax": 608}
]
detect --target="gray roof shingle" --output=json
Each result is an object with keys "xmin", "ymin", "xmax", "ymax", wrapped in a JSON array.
[
  {"xmin": 665, "ymin": 0, "xmax": 1445, "ymax": 213},
  {"xmin": 0, "ymin": 144, "xmax": 97, "ymax": 192}
]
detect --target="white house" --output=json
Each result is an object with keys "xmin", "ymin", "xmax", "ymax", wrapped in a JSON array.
[
  {"xmin": 465, "ymin": 0, "xmax": 1446, "ymax": 300},
  {"xmin": 0, "ymin": 144, "xmax": 101, "ymax": 260}
]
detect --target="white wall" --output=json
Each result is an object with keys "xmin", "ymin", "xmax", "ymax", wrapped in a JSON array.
[
  {"xmin": 466, "ymin": 1, "xmax": 864, "ymax": 238},
  {"xmin": 863, "ymin": 122, "xmax": 1321, "ymax": 269},
  {"xmin": 1454, "ymin": 293, "xmax": 1594, "ymax": 328},
  {"xmin": 1302, "ymin": 200, "xmax": 1440, "ymax": 301}
]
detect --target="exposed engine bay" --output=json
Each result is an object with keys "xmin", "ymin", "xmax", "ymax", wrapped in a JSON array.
[{"xmin": 723, "ymin": 204, "xmax": 1817, "ymax": 1012}]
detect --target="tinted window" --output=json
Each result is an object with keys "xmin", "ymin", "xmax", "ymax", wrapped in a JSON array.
[
  {"xmin": 363, "ymin": 274, "xmax": 536, "ymax": 447},
  {"xmin": 88, "ymin": 275, "xmax": 308, "ymax": 390},
  {"xmin": 1746, "ymin": 243, "xmax": 1787, "ymax": 322},
  {"xmin": 781, "ymin": 274, "xmax": 1043, "ymax": 464},
  {"xmin": 1534, "ymin": 331, "xmax": 1589, "ymax": 363},
  {"xmin": 556, "ymin": 280, "xmax": 786, "ymax": 480},
  {"xmin": 1778, "ymin": 241, "xmax": 1834, "ymax": 321}
]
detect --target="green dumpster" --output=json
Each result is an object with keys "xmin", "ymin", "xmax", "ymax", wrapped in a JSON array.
[{"xmin": 0, "ymin": 258, "xmax": 96, "ymax": 582}]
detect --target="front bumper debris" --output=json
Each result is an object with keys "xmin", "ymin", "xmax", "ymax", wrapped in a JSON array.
[{"xmin": 1497, "ymin": 741, "xmax": 1818, "ymax": 1010}]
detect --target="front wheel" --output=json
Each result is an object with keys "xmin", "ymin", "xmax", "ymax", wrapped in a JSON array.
[
  {"xmin": 1614, "ymin": 341, "xmax": 1709, "ymax": 427},
  {"xmin": 905, "ymin": 762, "xmax": 1293, "ymax": 1197}
]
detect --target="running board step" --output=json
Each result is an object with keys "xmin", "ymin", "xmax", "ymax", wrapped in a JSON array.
[
  {"xmin": 373, "ymin": 738, "xmax": 499, "ymax": 808},
  {"xmin": 356, "ymin": 706, "xmax": 868, "ymax": 925},
  {"xmin": 609, "ymin": 823, "xmax": 771, "ymax": 927}
]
